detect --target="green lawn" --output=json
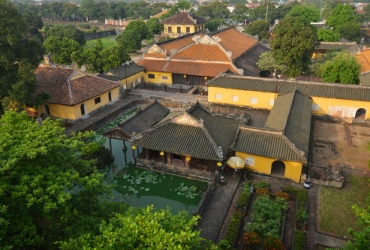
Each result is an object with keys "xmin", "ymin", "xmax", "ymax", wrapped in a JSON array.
[
  {"xmin": 85, "ymin": 36, "xmax": 116, "ymax": 49},
  {"xmin": 318, "ymin": 174, "xmax": 370, "ymax": 238}
]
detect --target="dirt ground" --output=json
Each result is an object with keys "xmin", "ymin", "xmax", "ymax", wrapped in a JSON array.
[{"xmin": 312, "ymin": 120, "xmax": 370, "ymax": 173}]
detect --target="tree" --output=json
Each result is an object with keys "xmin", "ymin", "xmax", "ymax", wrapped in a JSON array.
[
  {"xmin": 0, "ymin": 111, "xmax": 127, "ymax": 249},
  {"xmin": 21, "ymin": 12, "xmax": 44, "ymax": 43},
  {"xmin": 100, "ymin": 45, "xmax": 131, "ymax": 72},
  {"xmin": 231, "ymin": 3, "xmax": 248, "ymax": 22},
  {"xmin": 206, "ymin": 19, "xmax": 224, "ymax": 32},
  {"xmin": 72, "ymin": 39, "xmax": 104, "ymax": 72},
  {"xmin": 327, "ymin": 4, "xmax": 357, "ymax": 30},
  {"xmin": 338, "ymin": 22, "xmax": 363, "ymax": 43},
  {"xmin": 46, "ymin": 24, "xmax": 86, "ymax": 46},
  {"xmin": 321, "ymin": 51, "xmax": 360, "ymax": 84},
  {"xmin": 0, "ymin": 1, "xmax": 43, "ymax": 112},
  {"xmin": 125, "ymin": 19, "xmax": 149, "ymax": 40},
  {"xmin": 270, "ymin": 16, "xmax": 317, "ymax": 78},
  {"xmin": 117, "ymin": 30, "xmax": 142, "ymax": 52},
  {"xmin": 44, "ymin": 36, "xmax": 81, "ymax": 65},
  {"xmin": 146, "ymin": 18, "xmax": 163, "ymax": 37},
  {"xmin": 244, "ymin": 20, "xmax": 270, "ymax": 41},
  {"xmin": 317, "ymin": 29, "xmax": 340, "ymax": 42},
  {"xmin": 58, "ymin": 206, "xmax": 216, "ymax": 250},
  {"xmin": 256, "ymin": 51, "xmax": 288, "ymax": 76},
  {"xmin": 168, "ymin": 0, "xmax": 191, "ymax": 16},
  {"xmin": 286, "ymin": 5, "xmax": 320, "ymax": 22}
]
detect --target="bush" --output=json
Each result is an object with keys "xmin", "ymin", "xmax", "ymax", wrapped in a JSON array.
[
  {"xmin": 297, "ymin": 190, "xmax": 308, "ymax": 207},
  {"xmin": 254, "ymin": 181, "xmax": 270, "ymax": 189},
  {"xmin": 236, "ymin": 181, "xmax": 252, "ymax": 209},
  {"xmin": 243, "ymin": 231, "xmax": 260, "ymax": 246},
  {"xmin": 145, "ymin": 38, "xmax": 154, "ymax": 45},
  {"xmin": 218, "ymin": 239, "xmax": 231, "ymax": 250},
  {"xmin": 275, "ymin": 191, "xmax": 289, "ymax": 200},
  {"xmin": 256, "ymin": 188, "xmax": 270, "ymax": 196},
  {"xmin": 264, "ymin": 236, "xmax": 284, "ymax": 250},
  {"xmin": 224, "ymin": 211, "xmax": 244, "ymax": 246},
  {"xmin": 77, "ymin": 23, "xmax": 91, "ymax": 29},
  {"xmin": 296, "ymin": 208, "xmax": 309, "ymax": 223},
  {"xmin": 293, "ymin": 229, "xmax": 305, "ymax": 250}
]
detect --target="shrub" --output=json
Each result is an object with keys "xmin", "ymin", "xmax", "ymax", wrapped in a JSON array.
[
  {"xmin": 236, "ymin": 181, "xmax": 252, "ymax": 209},
  {"xmin": 77, "ymin": 23, "xmax": 91, "ymax": 29},
  {"xmin": 218, "ymin": 239, "xmax": 231, "ymax": 250},
  {"xmin": 293, "ymin": 229, "xmax": 305, "ymax": 250},
  {"xmin": 145, "ymin": 38, "xmax": 154, "ymax": 45},
  {"xmin": 296, "ymin": 208, "xmax": 309, "ymax": 223},
  {"xmin": 243, "ymin": 231, "xmax": 260, "ymax": 246},
  {"xmin": 224, "ymin": 211, "xmax": 244, "ymax": 246},
  {"xmin": 275, "ymin": 191, "xmax": 289, "ymax": 200},
  {"xmin": 254, "ymin": 181, "xmax": 270, "ymax": 189},
  {"xmin": 256, "ymin": 188, "xmax": 270, "ymax": 196},
  {"xmin": 297, "ymin": 190, "xmax": 308, "ymax": 207},
  {"xmin": 264, "ymin": 236, "xmax": 284, "ymax": 250}
]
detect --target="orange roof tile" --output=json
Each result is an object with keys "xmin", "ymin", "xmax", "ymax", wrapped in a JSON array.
[
  {"xmin": 161, "ymin": 11, "xmax": 207, "ymax": 25},
  {"xmin": 171, "ymin": 44, "xmax": 231, "ymax": 61},
  {"xmin": 355, "ymin": 49, "xmax": 370, "ymax": 73},
  {"xmin": 137, "ymin": 59, "xmax": 168, "ymax": 72},
  {"xmin": 144, "ymin": 53, "xmax": 166, "ymax": 58},
  {"xmin": 158, "ymin": 33, "xmax": 205, "ymax": 56},
  {"xmin": 211, "ymin": 28, "xmax": 258, "ymax": 60}
]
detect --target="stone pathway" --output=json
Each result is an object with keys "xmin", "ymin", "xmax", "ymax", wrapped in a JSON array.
[{"xmin": 196, "ymin": 173, "xmax": 242, "ymax": 242}]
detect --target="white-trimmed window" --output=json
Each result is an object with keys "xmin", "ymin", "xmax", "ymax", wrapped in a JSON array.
[
  {"xmin": 216, "ymin": 94, "xmax": 222, "ymax": 100},
  {"xmin": 312, "ymin": 104, "xmax": 319, "ymax": 111},
  {"xmin": 246, "ymin": 157, "xmax": 255, "ymax": 166},
  {"xmin": 232, "ymin": 95, "xmax": 238, "ymax": 102},
  {"xmin": 269, "ymin": 99, "xmax": 275, "ymax": 106},
  {"xmin": 250, "ymin": 97, "xmax": 258, "ymax": 104}
]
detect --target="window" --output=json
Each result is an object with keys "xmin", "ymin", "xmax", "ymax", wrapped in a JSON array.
[
  {"xmin": 94, "ymin": 97, "xmax": 101, "ymax": 104},
  {"xmin": 232, "ymin": 95, "xmax": 238, "ymax": 102},
  {"xmin": 312, "ymin": 104, "xmax": 319, "ymax": 111},
  {"xmin": 246, "ymin": 157, "xmax": 255, "ymax": 166},
  {"xmin": 168, "ymin": 26, "xmax": 172, "ymax": 33},
  {"xmin": 250, "ymin": 97, "xmax": 257, "ymax": 104},
  {"xmin": 108, "ymin": 91, "xmax": 112, "ymax": 102},
  {"xmin": 162, "ymin": 76, "xmax": 168, "ymax": 80},
  {"xmin": 216, "ymin": 94, "xmax": 222, "ymax": 100},
  {"xmin": 269, "ymin": 99, "xmax": 275, "ymax": 106},
  {"xmin": 148, "ymin": 74, "xmax": 155, "ymax": 79},
  {"xmin": 177, "ymin": 27, "xmax": 181, "ymax": 33},
  {"xmin": 186, "ymin": 27, "xmax": 190, "ymax": 33}
]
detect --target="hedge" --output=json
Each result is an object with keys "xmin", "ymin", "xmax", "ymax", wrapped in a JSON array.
[
  {"xmin": 293, "ymin": 229, "xmax": 306, "ymax": 250},
  {"xmin": 224, "ymin": 211, "xmax": 244, "ymax": 246},
  {"xmin": 236, "ymin": 181, "xmax": 252, "ymax": 209}
]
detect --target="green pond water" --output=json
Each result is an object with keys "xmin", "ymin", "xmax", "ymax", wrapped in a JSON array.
[{"xmin": 96, "ymin": 111, "xmax": 208, "ymax": 214}]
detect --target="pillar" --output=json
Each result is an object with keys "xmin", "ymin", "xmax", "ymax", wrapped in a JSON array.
[
  {"xmin": 109, "ymin": 137, "xmax": 112, "ymax": 152},
  {"xmin": 144, "ymin": 148, "xmax": 150, "ymax": 160},
  {"xmin": 166, "ymin": 153, "xmax": 172, "ymax": 164}
]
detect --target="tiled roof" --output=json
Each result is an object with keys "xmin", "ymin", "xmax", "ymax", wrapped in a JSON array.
[
  {"xmin": 97, "ymin": 62, "xmax": 145, "ymax": 81},
  {"xmin": 144, "ymin": 53, "xmax": 167, "ymax": 58},
  {"xmin": 234, "ymin": 127, "xmax": 307, "ymax": 162},
  {"xmin": 132, "ymin": 113, "xmax": 223, "ymax": 161},
  {"xmin": 137, "ymin": 59, "xmax": 239, "ymax": 76},
  {"xmin": 211, "ymin": 27, "xmax": 258, "ymax": 60},
  {"xmin": 36, "ymin": 67, "xmax": 119, "ymax": 105},
  {"xmin": 355, "ymin": 49, "xmax": 370, "ymax": 73},
  {"xmin": 171, "ymin": 44, "xmax": 231, "ymax": 61},
  {"xmin": 207, "ymin": 74, "xmax": 370, "ymax": 101},
  {"xmin": 234, "ymin": 43, "xmax": 271, "ymax": 76},
  {"xmin": 161, "ymin": 11, "xmax": 208, "ymax": 25},
  {"xmin": 158, "ymin": 32, "xmax": 205, "ymax": 57},
  {"xmin": 264, "ymin": 91, "xmax": 312, "ymax": 157},
  {"xmin": 104, "ymin": 100, "xmax": 169, "ymax": 136},
  {"xmin": 188, "ymin": 103, "xmax": 242, "ymax": 155},
  {"xmin": 316, "ymin": 42, "xmax": 360, "ymax": 53}
]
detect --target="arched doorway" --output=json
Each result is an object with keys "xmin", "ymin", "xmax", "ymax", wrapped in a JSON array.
[
  {"xmin": 108, "ymin": 91, "xmax": 112, "ymax": 102},
  {"xmin": 80, "ymin": 104, "xmax": 86, "ymax": 116},
  {"xmin": 44, "ymin": 104, "xmax": 50, "ymax": 116},
  {"xmin": 271, "ymin": 161, "xmax": 285, "ymax": 177},
  {"xmin": 355, "ymin": 108, "xmax": 366, "ymax": 120}
]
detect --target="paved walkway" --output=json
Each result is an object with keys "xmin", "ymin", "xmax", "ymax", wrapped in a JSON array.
[{"xmin": 196, "ymin": 173, "xmax": 242, "ymax": 242}]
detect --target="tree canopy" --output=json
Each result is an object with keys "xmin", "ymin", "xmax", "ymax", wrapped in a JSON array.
[
  {"xmin": 338, "ymin": 22, "xmax": 363, "ymax": 43},
  {"xmin": 244, "ymin": 20, "xmax": 270, "ymax": 41},
  {"xmin": 117, "ymin": 30, "xmax": 142, "ymax": 52},
  {"xmin": 270, "ymin": 16, "xmax": 317, "ymax": 78},
  {"xmin": 46, "ymin": 24, "xmax": 86, "ymax": 46},
  {"xmin": 256, "ymin": 51, "xmax": 288, "ymax": 76},
  {"xmin": 327, "ymin": 3, "xmax": 357, "ymax": 30},
  {"xmin": 286, "ymin": 5, "xmax": 320, "ymax": 22},
  {"xmin": 44, "ymin": 36, "xmax": 81, "ymax": 65},
  {"xmin": 125, "ymin": 20, "xmax": 149, "ymax": 41},
  {"xmin": 317, "ymin": 29, "xmax": 340, "ymax": 42},
  {"xmin": 146, "ymin": 18, "xmax": 163, "ymax": 37},
  {"xmin": 206, "ymin": 19, "xmax": 224, "ymax": 32}
]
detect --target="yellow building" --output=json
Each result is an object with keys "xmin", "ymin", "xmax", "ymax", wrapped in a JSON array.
[
  {"xmin": 98, "ymin": 62, "xmax": 145, "ymax": 90},
  {"xmin": 208, "ymin": 73, "xmax": 370, "ymax": 121},
  {"xmin": 161, "ymin": 11, "xmax": 208, "ymax": 38},
  {"xmin": 233, "ymin": 91, "xmax": 312, "ymax": 183},
  {"xmin": 34, "ymin": 67, "xmax": 120, "ymax": 121}
]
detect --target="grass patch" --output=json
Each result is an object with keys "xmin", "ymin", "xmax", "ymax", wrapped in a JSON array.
[
  {"xmin": 86, "ymin": 36, "xmax": 116, "ymax": 49},
  {"xmin": 318, "ymin": 174, "xmax": 370, "ymax": 238}
]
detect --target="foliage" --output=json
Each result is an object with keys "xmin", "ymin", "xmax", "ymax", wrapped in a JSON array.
[
  {"xmin": 44, "ymin": 36, "xmax": 81, "ymax": 65},
  {"xmin": 0, "ymin": 111, "xmax": 128, "ymax": 249},
  {"xmin": 146, "ymin": 18, "xmax": 163, "ymax": 36},
  {"xmin": 231, "ymin": 3, "xmax": 248, "ymax": 22},
  {"xmin": 100, "ymin": 45, "xmax": 131, "ymax": 73},
  {"xmin": 296, "ymin": 208, "xmax": 309, "ymax": 223},
  {"xmin": 281, "ymin": 186, "xmax": 307, "ymax": 209},
  {"xmin": 0, "ymin": 1, "xmax": 43, "ymax": 112},
  {"xmin": 275, "ymin": 191, "xmax": 289, "ymax": 200},
  {"xmin": 236, "ymin": 181, "xmax": 252, "ymax": 209},
  {"xmin": 218, "ymin": 239, "xmax": 231, "ymax": 250},
  {"xmin": 244, "ymin": 195, "xmax": 287, "ymax": 238},
  {"xmin": 21, "ymin": 12, "xmax": 44, "ymax": 43},
  {"xmin": 46, "ymin": 24, "xmax": 85, "ymax": 46},
  {"xmin": 317, "ymin": 29, "xmax": 340, "ymax": 42},
  {"xmin": 125, "ymin": 19, "xmax": 149, "ymax": 40},
  {"xmin": 168, "ymin": 0, "xmax": 191, "ymax": 17},
  {"xmin": 77, "ymin": 23, "xmax": 91, "ymax": 29},
  {"xmin": 81, "ymin": 138, "xmax": 115, "ymax": 170},
  {"xmin": 243, "ymin": 231, "xmax": 260, "ymax": 246},
  {"xmin": 58, "ymin": 205, "xmax": 215, "ymax": 249},
  {"xmin": 253, "ymin": 181, "xmax": 271, "ymax": 189},
  {"xmin": 264, "ymin": 236, "xmax": 284, "ymax": 250},
  {"xmin": 224, "ymin": 211, "xmax": 244, "ymax": 246},
  {"xmin": 117, "ymin": 29, "xmax": 142, "ymax": 52},
  {"xmin": 338, "ymin": 22, "xmax": 363, "ymax": 43},
  {"xmin": 293, "ymin": 229, "xmax": 305, "ymax": 250},
  {"xmin": 257, "ymin": 51, "xmax": 288, "ymax": 76},
  {"xmin": 244, "ymin": 20, "xmax": 270, "ymax": 41},
  {"xmin": 256, "ymin": 188, "xmax": 270, "ymax": 196},
  {"xmin": 327, "ymin": 4, "xmax": 357, "ymax": 30},
  {"xmin": 72, "ymin": 38, "xmax": 103, "ymax": 72},
  {"xmin": 206, "ymin": 19, "xmax": 224, "ymax": 32},
  {"xmin": 174, "ymin": 182, "xmax": 202, "ymax": 199},
  {"xmin": 195, "ymin": 1, "xmax": 229, "ymax": 19},
  {"xmin": 286, "ymin": 5, "xmax": 320, "ymax": 22},
  {"xmin": 270, "ymin": 16, "xmax": 317, "ymax": 78},
  {"xmin": 321, "ymin": 51, "xmax": 361, "ymax": 84}
]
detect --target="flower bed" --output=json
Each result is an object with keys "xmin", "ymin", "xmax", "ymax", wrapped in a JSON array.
[
  {"xmin": 254, "ymin": 181, "xmax": 271, "ymax": 189},
  {"xmin": 292, "ymin": 229, "xmax": 306, "ymax": 250},
  {"xmin": 264, "ymin": 236, "xmax": 284, "ymax": 250},
  {"xmin": 281, "ymin": 186, "xmax": 309, "ymax": 229},
  {"xmin": 243, "ymin": 231, "xmax": 260, "ymax": 247},
  {"xmin": 236, "ymin": 181, "xmax": 252, "ymax": 210},
  {"xmin": 224, "ymin": 211, "xmax": 244, "ymax": 247}
]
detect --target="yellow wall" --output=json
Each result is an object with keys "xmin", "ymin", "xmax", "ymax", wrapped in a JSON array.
[
  {"xmin": 208, "ymin": 87, "xmax": 276, "ymax": 109},
  {"xmin": 37, "ymin": 103, "xmax": 76, "ymax": 120},
  {"xmin": 209, "ymin": 86, "xmax": 370, "ymax": 120},
  {"xmin": 164, "ymin": 24, "xmax": 204, "ymax": 36},
  {"xmin": 235, "ymin": 151, "xmax": 303, "ymax": 183},
  {"xmin": 119, "ymin": 72, "xmax": 145, "ymax": 89},
  {"xmin": 145, "ymin": 71, "xmax": 173, "ymax": 85}
]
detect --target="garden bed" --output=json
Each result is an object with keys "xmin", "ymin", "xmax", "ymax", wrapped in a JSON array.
[{"xmin": 139, "ymin": 83, "xmax": 192, "ymax": 93}]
